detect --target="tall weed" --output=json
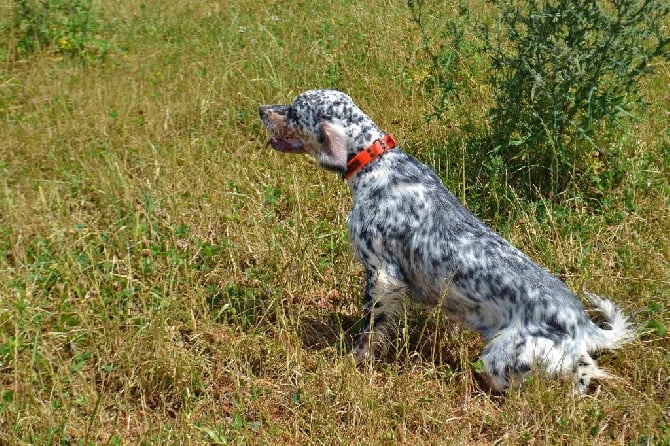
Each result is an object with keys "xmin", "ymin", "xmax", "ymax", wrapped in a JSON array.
[{"xmin": 410, "ymin": 0, "xmax": 670, "ymax": 202}]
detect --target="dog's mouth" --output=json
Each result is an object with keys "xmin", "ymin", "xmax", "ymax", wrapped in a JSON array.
[{"xmin": 266, "ymin": 136, "xmax": 305, "ymax": 153}]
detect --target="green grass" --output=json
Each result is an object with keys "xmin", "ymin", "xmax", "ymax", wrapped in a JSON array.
[{"xmin": 1, "ymin": 0, "xmax": 668, "ymax": 444}]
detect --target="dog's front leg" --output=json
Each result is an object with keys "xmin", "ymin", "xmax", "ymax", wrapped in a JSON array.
[{"xmin": 352, "ymin": 266, "xmax": 406, "ymax": 363}]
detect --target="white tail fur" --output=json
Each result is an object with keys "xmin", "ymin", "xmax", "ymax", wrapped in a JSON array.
[{"xmin": 583, "ymin": 291, "xmax": 635, "ymax": 350}]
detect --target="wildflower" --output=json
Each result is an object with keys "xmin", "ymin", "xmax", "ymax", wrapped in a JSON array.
[{"xmin": 58, "ymin": 36, "xmax": 72, "ymax": 50}]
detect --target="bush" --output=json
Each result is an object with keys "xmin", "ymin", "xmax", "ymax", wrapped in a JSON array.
[
  {"xmin": 410, "ymin": 0, "xmax": 670, "ymax": 202},
  {"xmin": 487, "ymin": 0, "xmax": 669, "ymax": 199},
  {"xmin": 3, "ymin": 0, "xmax": 110, "ymax": 61}
]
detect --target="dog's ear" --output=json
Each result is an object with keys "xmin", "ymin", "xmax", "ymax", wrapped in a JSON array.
[{"xmin": 317, "ymin": 121, "xmax": 348, "ymax": 174}]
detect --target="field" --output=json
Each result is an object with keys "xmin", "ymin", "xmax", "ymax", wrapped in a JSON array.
[{"xmin": 1, "ymin": 0, "xmax": 668, "ymax": 444}]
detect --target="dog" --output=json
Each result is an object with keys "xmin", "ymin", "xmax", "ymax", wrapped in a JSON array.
[{"xmin": 258, "ymin": 89, "xmax": 634, "ymax": 394}]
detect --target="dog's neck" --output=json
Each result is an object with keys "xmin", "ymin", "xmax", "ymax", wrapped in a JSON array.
[
  {"xmin": 349, "ymin": 119, "xmax": 384, "ymax": 154},
  {"xmin": 344, "ymin": 134, "xmax": 397, "ymax": 180},
  {"xmin": 325, "ymin": 105, "xmax": 385, "ymax": 158}
]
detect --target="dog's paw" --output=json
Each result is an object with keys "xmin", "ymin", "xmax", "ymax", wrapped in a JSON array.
[{"xmin": 352, "ymin": 332, "xmax": 371, "ymax": 363}]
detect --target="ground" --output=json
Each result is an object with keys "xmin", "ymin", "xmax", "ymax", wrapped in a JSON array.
[{"xmin": 0, "ymin": 0, "xmax": 668, "ymax": 444}]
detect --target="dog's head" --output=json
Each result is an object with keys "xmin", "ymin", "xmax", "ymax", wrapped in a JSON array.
[{"xmin": 259, "ymin": 90, "xmax": 383, "ymax": 176}]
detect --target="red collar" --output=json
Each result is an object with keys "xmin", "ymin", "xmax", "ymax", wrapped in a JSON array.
[{"xmin": 344, "ymin": 134, "xmax": 397, "ymax": 180}]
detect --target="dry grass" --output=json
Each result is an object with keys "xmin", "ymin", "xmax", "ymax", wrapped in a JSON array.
[{"xmin": 0, "ymin": 0, "xmax": 668, "ymax": 444}]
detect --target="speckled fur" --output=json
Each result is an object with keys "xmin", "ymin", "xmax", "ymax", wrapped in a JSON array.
[{"xmin": 259, "ymin": 89, "xmax": 634, "ymax": 394}]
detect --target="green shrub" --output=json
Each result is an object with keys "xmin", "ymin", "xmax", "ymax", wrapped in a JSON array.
[
  {"xmin": 487, "ymin": 0, "xmax": 669, "ymax": 199},
  {"xmin": 409, "ymin": 0, "xmax": 670, "ymax": 202},
  {"xmin": 3, "ymin": 0, "xmax": 110, "ymax": 60}
]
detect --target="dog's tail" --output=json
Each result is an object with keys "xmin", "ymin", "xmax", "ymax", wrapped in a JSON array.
[{"xmin": 583, "ymin": 291, "xmax": 635, "ymax": 351}]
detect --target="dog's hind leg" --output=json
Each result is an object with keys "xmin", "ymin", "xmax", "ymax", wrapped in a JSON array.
[
  {"xmin": 572, "ymin": 352, "xmax": 615, "ymax": 395},
  {"xmin": 480, "ymin": 330, "xmax": 519, "ymax": 392},
  {"xmin": 479, "ymin": 328, "xmax": 539, "ymax": 392}
]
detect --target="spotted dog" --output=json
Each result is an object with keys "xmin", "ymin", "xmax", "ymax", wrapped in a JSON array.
[{"xmin": 258, "ymin": 89, "xmax": 633, "ymax": 394}]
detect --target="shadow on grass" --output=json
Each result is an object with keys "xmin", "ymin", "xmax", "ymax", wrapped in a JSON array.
[
  {"xmin": 296, "ymin": 307, "xmax": 483, "ymax": 378},
  {"xmin": 297, "ymin": 313, "xmax": 358, "ymax": 352}
]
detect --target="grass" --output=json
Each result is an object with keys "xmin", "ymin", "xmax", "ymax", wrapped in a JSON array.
[{"xmin": 0, "ymin": 0, "xmax": 668, "ymax": 444}]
